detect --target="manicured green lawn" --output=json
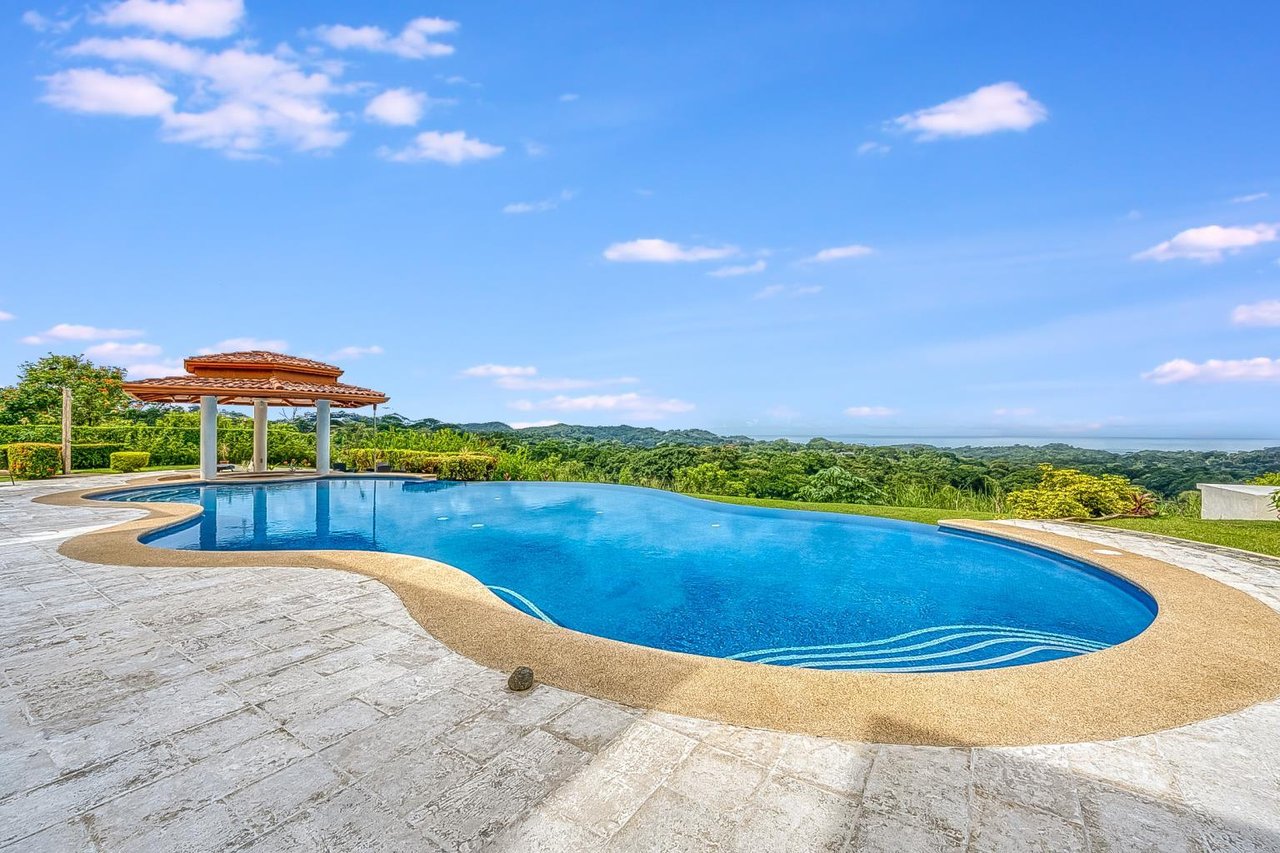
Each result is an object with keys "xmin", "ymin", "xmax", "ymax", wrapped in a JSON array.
[
  {"xmin": 696, "ymin": 495, "xmax": 998, "ymax": 525},
  {"xmin": 65, "ymin": 464, "xmax": 200, "ymax": 475},
  {"xmin": 1095, "ymin": 516, "xmax": 1280, "ymax": 558}
]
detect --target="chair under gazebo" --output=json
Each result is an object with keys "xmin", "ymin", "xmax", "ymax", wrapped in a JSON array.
[{"xmin": 121, "ymin": 351, "xmax": 388, "ymax": 480}]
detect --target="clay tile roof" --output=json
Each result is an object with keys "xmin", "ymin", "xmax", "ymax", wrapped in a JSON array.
[
  {"xmin": 184, "ymin": 351, "xmax": 342, "ymax": 375},
  {"xmin": 121, "ymin": 375, "xmax": 388, "ymax": 408}
]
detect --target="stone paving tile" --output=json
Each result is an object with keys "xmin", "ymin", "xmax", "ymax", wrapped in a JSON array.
[{"xmin": 2, "ymin": 475, "xmax": 1280, "ymax": 852}]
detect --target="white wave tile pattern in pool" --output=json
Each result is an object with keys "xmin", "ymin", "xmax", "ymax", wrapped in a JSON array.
[
  {"xmin": 487, "ymin": 585, "xmax": 558, "ymax": 625},
  {"xmin": 729, "ymin": 625, "xmax": 1109, "ymax": 672}
]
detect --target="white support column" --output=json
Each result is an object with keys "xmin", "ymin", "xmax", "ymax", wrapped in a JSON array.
[
  {"xmin": 315, "ymin": 399, "xmax": 331, "ymax": 475},
  {"xmin": 252, "ymin": 399, "xmax": 268, "ymax": 473},
  {"xmin": 199, "ymin": 395, "xmax": 218, "ymax": 481}
]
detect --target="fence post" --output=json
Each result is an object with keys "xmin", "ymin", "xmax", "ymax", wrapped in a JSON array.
[{"xmin": 61, "ymin": 387, "xmax": 72, "ymax": 475}]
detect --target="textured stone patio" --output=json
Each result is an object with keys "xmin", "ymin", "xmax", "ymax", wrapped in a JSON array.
[{"xmin": 1, "ymin": 475, "xmax": 1278, "ymax": 852}]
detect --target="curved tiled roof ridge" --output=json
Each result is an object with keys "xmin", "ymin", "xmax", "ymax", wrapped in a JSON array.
[{"xmin": 184, "ymin": 350, "xmax": 342, "ymax": 375}]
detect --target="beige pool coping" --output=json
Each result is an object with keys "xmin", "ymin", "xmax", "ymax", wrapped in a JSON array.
[{"xmin": 37, "ymin": 474, "xmax": 1280, "ymax": 747}]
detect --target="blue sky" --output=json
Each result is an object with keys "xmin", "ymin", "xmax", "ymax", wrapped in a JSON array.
[{"xmin": 2, "ymin": 1, "xmax": 1279, "ymax": 439}]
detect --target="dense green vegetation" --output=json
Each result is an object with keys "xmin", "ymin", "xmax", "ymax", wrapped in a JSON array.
[{"xmin": 5, "ymin": 354, "xmax": 1280, "ymax": 535}]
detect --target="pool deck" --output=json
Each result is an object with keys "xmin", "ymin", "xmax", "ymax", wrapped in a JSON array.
[{"xmin": 3, "ymin": 474, "xmax": 1280, "ymax": 851}]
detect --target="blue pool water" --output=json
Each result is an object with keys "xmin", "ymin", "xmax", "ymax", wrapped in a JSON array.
[{"xmin": 104, "ymin": 478, "xmax": 1157, "ymax": 672}]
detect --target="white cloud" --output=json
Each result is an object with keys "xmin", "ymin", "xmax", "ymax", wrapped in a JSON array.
[
  {"xmin": 845, "ymin": 405, "xmax": 898, "ymax": 417},
  {"xmin": 1143, "ymin": 357, "xmax": 1280, "ymax": 384},
  {"xmin": 857, "ymin": 141, "xmax": 890, "ymax": 156},
  {"xmin": 85, "ymin": 341, "xmax": 163, "ymax": 359},
  {"xmin": 502, "ymin": 189, "xmax": 574, "ymax": 215},
  {"xmin": 199, "ymin": 337, "xmax": 288, "ymax": 353},
  {"xmin": 495, "ymin": 376, "xmax": 638, "ymax": 392},
  {"xmin": 558, "ymin": 93, "xmax": 579, "ymax": 102},
  {"xmin": 993, "ymin": 407, "xmax": 1036, "ymax": 417},
  {"xmin": 753, "ymin": 284, "xmax": 822, "ymax": 300},
  {"xmin": 894, "ymin": 82, "xmax": 1047, "ymax": 140},
  {"xmin": 96, "ymin": 0, "xmax": 244, "ymax": 40},
  {"xmin": 68, "ymin": 36, "xmax": 204, "ymax": 71},
  {"xmin": 511, "ymin": 392, "xmax": 694, "ymax": 421},
  {"xmin": 42, "ymin": 69, "xmax": 176, "ymax": 117},
  {"xmin": 22, "ymin": 10, "xmax": 77, "ymax": 33},
  {"xmin": 461, "ymin": 364, "xmax": 536, "ymax": 378},
  {"xmin": 708, "ymin": 260, "xmax": 766, "ymax": 278},
  {"xmin": 313, "ymin": 17, "xmax": 457, "ymax": 59},
  {"xmin": 22, "ymin": 324, "xmax": 144, "ymax": 344},
  {"xmin": 0, "ymin": 311, "xmax": 14, "ymax": 322},
  {"xmin": 603, "ymin": 238, "xmax": 738, "ymax": 263},
  {"xmin": 522, "ymin": 139, "xmax": 548, "ymax": 158},
  {"xmin": 510, "ymin": 420, "xmax": 560, "ymax": 429},
  {"xmin": 364, "ymin": 88, "xmax": 426, "ymax": 126},
  {"xmin": 1133, "ymin": 223, "xmax": 1278, "ymax": 262},
  {"xmin": 123, "ymin": 360, "xmax": 183, "ymax": 379},
  {"xmin": 1232, "ymin": 192, "xmax": 1269, "ymax": 204},
  {"xmin": 381, "ymin": 130, "xmax": 503, "ymax": 164},
  {"xmin": 803, "ymin": 244, "xmax": 874, "ymax": 263},
  {"xmin": 1232, "ymin": 300, "xmax": 1280, "ymax": 327},
  {"xmin": 51, "ymin": 39, "xmax": 349, "ymax": 155},
  {"xmin": 329, "ymin": 345, "xmax": 384, "ymax": 360}
]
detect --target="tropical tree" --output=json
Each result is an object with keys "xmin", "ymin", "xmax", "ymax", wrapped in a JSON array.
[
  {"xmin": 0, "ymin": 354, "xmax": 130, "ymax": 426},
  {"xmin": 797, "ymin": 466, "xmax": 879, "ymax": 503}
]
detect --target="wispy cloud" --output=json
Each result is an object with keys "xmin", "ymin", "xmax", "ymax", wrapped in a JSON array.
[
  {"xmin": 381, "ymin": 130, "xmax": 503, "ymax": 165},
  {"xmin": 857, "ymin": 141, "xmax": 890, "ymax": 156},
  {"xmin": 1144, "ymin": 357, "xmax": 1280, "ymax": 384},
  {"xmin": 510, "ymin": 392, "xmax": 694, "ymax": 421},
  {"xmin": 43, "ymin": 68, "xmax": 176, "ymax": 117},
  {"xmin": 123, "ymin": 360, "xmax": 184, "ymax": 379},
  {"xmin": 199, "ymin": 337, "xmax": 288, "ymax": 353},
  {"xmin": 460, "ymin": 364, "xmax": 536, "ymax": 378},
  {"xmin": 510, "ymin": 420, "xmax": 560, "ymax": 429},
  {"xmin": 494, "ymin": 375, "xmax": 638, "ymax": 392},
  {"xmin": 22, "ymin": 323, "xmax": 144, "ymax": 344},
  {"xmin": 313, "ymin": 17, "xmax": 457, "ymax": 59},
  {"xmin": 1231, "ymin": 192, "xmax": 1269, "ymax": 204},
  {"xmin": 329, "ymin": 345, "xmax": 384, "ymax": 359},
  {"xmin": 845, "ymin": 405, "xmax": 898, "ymax": 417},
  {"xmin": 603, "ymin": 238, "xmax": 737, "ymax": 263},
  {"xmin": 94, "ymin": 0, "xmax": 244, "ymax": 40},
  {"xmin": 893, "ymin": 82, "xmax": 1047, "ymax": 140},
  {"xmin": 558, "ymin": 92, "xmax": 579, "ymax": 102},
  {"xmin": 753, "ymin": 284, "xmax": 822, "ymax": 300},
  {"xmin": 0, "ymin": 310, "xmax": 14, "ymax": 322},
  {"xmin": 1232, "ymin": 300, "xmax": 1280, "ymax": 327},
  {"xmin": 993, "ymin": 407, "xmax": 1037, "ymax": 417},
  {"xmin": 708, "ymin": 260, "xmax": 766, "ymax": 278},
  {"xmin": 51, "ymin": 38, "xmax": 349, "ymax": 155},
  {"xmin": 1133, "ymin": 223, "xmax": 1278, "ymax": 262},
  {"xmin": 85, "ymin": 341, "xmax": 163, "ymax": 359},
  {"xmin": 802, "ymin": 244, "xmax": 874, "ymax": 263},
  {"xmin": 502, "ymin": 189, "xmax": 575, "ymax": 215},
  {"xmin": 22, "ymin": 9, "xmax": 78, "ymax": 34}
]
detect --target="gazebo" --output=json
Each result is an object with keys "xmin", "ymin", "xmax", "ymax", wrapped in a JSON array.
[{"xmin": 121, "ymin": 351, "xmax": 389, "ymax": 480}]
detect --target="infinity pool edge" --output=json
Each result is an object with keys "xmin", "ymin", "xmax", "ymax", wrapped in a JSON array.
[{"xmin": 38, "ymin": 474, "xmax": 1280, "ymax": 747}]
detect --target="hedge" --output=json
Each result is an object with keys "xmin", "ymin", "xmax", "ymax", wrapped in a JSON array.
[
  {"xmin": 71, "ymin": 443, "xmax": 124, "ymax": 470},
  {"xmin": 7, "ymin": 443, "xmax": 63, "ymax": 479},
  {"xmin": 340, "ymin": 448, "xmax": 497, "ymax": 480},
  {"xmin": 110, "ymin": 451, "xmax": 151, "ymax": 473},
  {"xmin": 0, "ymin": 424, "xmax": 316, "ymax": 467}
]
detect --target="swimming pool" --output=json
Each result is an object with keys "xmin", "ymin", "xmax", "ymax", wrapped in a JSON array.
[{"xmin": 104, "ymin": 478, "xmax": 1156, "ymax": 672}]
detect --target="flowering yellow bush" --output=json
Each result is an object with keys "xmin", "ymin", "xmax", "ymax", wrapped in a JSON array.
[{"xmin": 1007, "ymin": 464, "xmax": 1151, "ymax": 519}]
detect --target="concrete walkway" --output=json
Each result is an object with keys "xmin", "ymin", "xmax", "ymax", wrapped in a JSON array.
[{"xmin": 1, "ymin": 475, "xmax": 1277, "ymax": 852}]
